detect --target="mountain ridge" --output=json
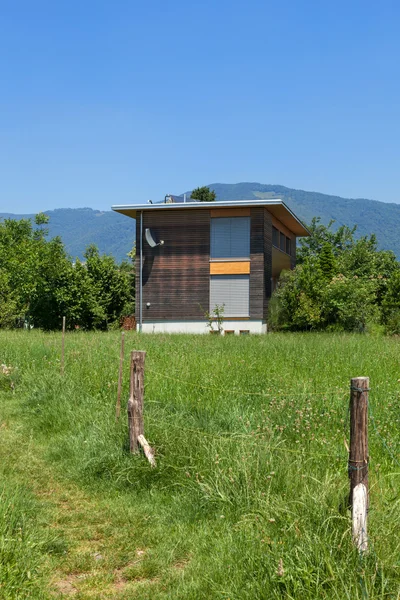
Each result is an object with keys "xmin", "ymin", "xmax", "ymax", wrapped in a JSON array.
[{"xmin": 2, "ymin": 182, "xmax": 400, "ymax": 260}]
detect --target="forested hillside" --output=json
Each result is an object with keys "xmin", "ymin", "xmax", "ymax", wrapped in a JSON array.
[
  {"xmin": 0, "ymin": 208, "xmax": 134, "ymax": 262},
  {"xmin": 2, "ymin": 182, "xmax": 400, "ymax": 259}
]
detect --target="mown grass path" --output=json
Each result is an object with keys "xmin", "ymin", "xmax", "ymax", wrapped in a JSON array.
[
  {"xmin": 1, "ymin": 331, "xmax": 400, "ymax": 599},
  {"xmin": 0, "ymin": 398, "xmax": 192, "ymax": 599}
]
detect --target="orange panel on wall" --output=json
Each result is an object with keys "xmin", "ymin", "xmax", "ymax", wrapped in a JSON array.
[
  {"xmin": 210, "ymin": 208, "xmax": 251, "ymax": 218},
  {"xmin": 210, "ymin": 261, "xmax": 251, "ymax": 275}
]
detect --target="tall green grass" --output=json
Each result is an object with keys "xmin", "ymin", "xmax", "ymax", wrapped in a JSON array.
[
  {"xmin": 0, "ymin": 481, "xmax": 67, "ymax": 600},
  {"xmin": 1, "ymin": 330, "xmax": 400, "ymax": 598}
]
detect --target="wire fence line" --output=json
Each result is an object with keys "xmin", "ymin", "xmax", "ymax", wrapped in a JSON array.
[
  {"xmin": 113, "ymin": 348, "xmax": 399, "ymax": 472},
  {"xmin": 146, "ymin": 369, "xmax": 400, "ymax": 471},
  {"xmin": 40, "ymin": 346, "xmax": 400, "ymax": 468},
  {"xmin": 148, "ymin": 423, "xmax": 346, "ymax": 460},
  {"xmin": 368, "ymin": 402, "xmax": 400, "ymax": 468},
  {"xmin": 148, "ymin": 368, "xmax": 349, "ymax": 400},
  {"xmin": 147, "ymin": 422, "xmax": 399, "ymax": 476}
]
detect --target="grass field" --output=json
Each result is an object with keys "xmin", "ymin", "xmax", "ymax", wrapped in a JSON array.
[{"xmin": 0, "ymin": 330, "xmax": 400, "ymax": 599}]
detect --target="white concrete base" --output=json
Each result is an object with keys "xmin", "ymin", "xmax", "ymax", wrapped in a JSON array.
[{"xmin": 139, "ymin": 320, "xmax": 267, "ymax": 335}]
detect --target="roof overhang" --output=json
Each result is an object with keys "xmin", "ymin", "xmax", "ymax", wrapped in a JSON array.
[{"xmin": 112, "ymin": 199, "xmax": 310, "ymax": 237}]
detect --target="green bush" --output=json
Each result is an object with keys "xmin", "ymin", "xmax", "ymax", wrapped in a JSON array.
[
  {"xmin": 270, "ymin": 218, "xmax": 398, "ymax": 333},
  {"xmin": 322, "ymin": 275, "xmax": 379, "ymax": 332}
]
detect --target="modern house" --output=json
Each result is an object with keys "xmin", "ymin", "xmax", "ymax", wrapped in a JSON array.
[{"xmin": 112, "ymin": 197, "xmax": 309, "ymax": 334}]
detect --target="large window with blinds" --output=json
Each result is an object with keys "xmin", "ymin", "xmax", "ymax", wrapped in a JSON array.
[
  {"xmin": 210, "ymin": 217, "xmax": 250, "ymax": 259},
  {"xmin": 210, "ymin": 274, "xmax": 250, "ymax": 317}
]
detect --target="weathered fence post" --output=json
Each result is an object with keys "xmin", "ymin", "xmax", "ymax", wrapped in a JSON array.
[
  {"xmin": 349, "ymin": 376, "xmax": 369, "ymax": 552},
  {"xmin": 128, "ymin": 351, "xmax": 145, "ymax": 453},
  {"xmin": 127, "ymin": 350, "xmax": 156, "ymax": 466},
  {"xmin": 61, "ymin": 316, "xmax": 66, "ymax": 376},
  {"xmin": 116, "ymin": 332, "xmax": 125, "ymax": 421}
]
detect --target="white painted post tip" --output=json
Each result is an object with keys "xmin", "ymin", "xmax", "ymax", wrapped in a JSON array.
[
  {"xmin": 138, "ymin": 434, "xmax": 156, "ymax": 467},
  {"xmin": 352, "ymin": 483, "xmax": 368, "ymax": 552}
]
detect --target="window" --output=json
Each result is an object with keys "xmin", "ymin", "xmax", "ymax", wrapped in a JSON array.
[
  {"xmin": 272, "ymin": 225, "xmax": 292, "ymax": 256},
  {"xmin": 211, "ymin": 217, "xmax": 250, "ymax": 259},
  {"xmin": 272, "ymin": 226, "xmax": 279, "ymax": 247},
  {"xmin": 210, "ymin": 274, "xmax": 249, "ymax": 317}
]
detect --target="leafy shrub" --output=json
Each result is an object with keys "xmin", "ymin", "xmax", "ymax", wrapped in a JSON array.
[
  {"xmin": 321, "ymin": 275, "xmax": 379, "ymax": 332},
  {"xmin": 269, "ymin": 218, "xmax": 397, "ymax": 333}
]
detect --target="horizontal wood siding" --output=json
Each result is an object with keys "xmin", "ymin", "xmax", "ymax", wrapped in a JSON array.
[
  {"xmin": 136, "ymin": 210, "xmax": 210, "ymax": 321},
  {"xmin": 264, "ymin": 209, "xmax": 273, "ymax": 319},
  {"xmin": 249, "ymin": 207, "xmax": 264, "ymax": 319}
]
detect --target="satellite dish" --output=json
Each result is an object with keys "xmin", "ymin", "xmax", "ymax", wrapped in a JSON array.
[{"xmin": 145, "ymin": 228, "xmax": 164, "ymax": 248}]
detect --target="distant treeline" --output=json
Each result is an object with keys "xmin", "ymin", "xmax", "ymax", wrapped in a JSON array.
[
  {"xmin": 0, "ymin": 213, "xmax": 135, "ymax": 330},
  {"xmin": 269, "ymin": 217, "xmax": 400, "ymax": 334}
]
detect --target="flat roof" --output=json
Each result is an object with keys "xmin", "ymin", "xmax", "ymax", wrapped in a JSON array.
[{"xmin": 112, "ymin": 199, "xmax": 310, "ymax": 237}]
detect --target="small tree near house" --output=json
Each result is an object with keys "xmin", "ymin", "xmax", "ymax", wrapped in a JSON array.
[
  {"xmin": 191, "ymin": 186, "xmax": 216, "ymax": 203},
  {"xmin": 204, "ymin": 304, "xmax": 225, "ymax": 334}
]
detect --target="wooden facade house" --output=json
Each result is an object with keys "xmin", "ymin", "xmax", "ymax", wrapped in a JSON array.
[{"xmin": 112, "ymin": 198, "xmax": 309, "ymax": 334}]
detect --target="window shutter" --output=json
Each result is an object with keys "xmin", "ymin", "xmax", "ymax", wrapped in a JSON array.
[
  {"xmin": 210, "ymin": 275, "xmax": 250, "ymax": 317},
  {"xmin": 230, "ymin": 217, "xmax": 250, "ymax": 257},
  {"xmin": 210, "ymin": 217, "xmax": 250, "ymax": 259},
  {"xmin": 211, "ymin": 218, "xmax": 231, "ymax": 258}
]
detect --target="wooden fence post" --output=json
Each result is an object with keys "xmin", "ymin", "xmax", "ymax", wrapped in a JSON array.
[
  {"xmin": 127, "ymin": 350, "xmax": 156, "ymax": 466},
  {"xmin": 127, "ymin": 351, "xmax": 145, "ymax": 453},
  {"xmin": 61, "ymin": 316, "xmax": 66, "ymax": 376},
  {"xmin": 116, "ymin": 332, "xmax": 125, "ymax": 421},
  {"xmin": 349, "ymin": 376, "xmax": 369, "ymax": 552}
]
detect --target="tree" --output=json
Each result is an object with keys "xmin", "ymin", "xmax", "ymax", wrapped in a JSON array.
[
  {"xmin": 0, "ymin": 270, "xmax": 18, "ymax": 328},
  {"xmin": 321, "ymin": 275, "xmax": 379, "ymax": 332},
  {"xmin": 269, "ymin": 259, "xmax": 323, "ymax": 331},
  {"xmin": 0, "ymin": 214, "xmax": 134, "ymax": 331},
  {"xmin": 381, "ymin": 270, "xmax": 400, "ymax": 334},
  {"xmin": 119, "ymin": 244, "xmax": 136, "ymax": 316},
  {"xmin": 319, "ymin": 242, "xmax": 336, "ymax": 280},
  {"xmin": 297, "ymin": 217, "xmax": 356, "ymax": 264},
  {"xmin": 34, "ymin": 212, "xmax": 50, "ymax": 233},
  {"xmin": 269, "ymin": 215, "xmax": 399, "ymax": 333},
  {"xmin": 191, "ymin": 186, "xmax": 216, "ymax": 202},
  {"xmin": 29, "ymin": 236, "xmax": 77, "ymax": 330},
  {"xmin": 0, "ymin": 217, "xmax": 48, "ymax": 324},
  {"xmin": 84, "ymin": 245, "xmax": 132, "ymax": 329},
  {"xmin": 34, "ymin": 246, "xmax": 134, "ymax": 331}
]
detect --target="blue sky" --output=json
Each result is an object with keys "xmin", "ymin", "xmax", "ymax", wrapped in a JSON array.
[{"xmin": 1, "ymin": 0, "xmax": 400, "ymax": 213}]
